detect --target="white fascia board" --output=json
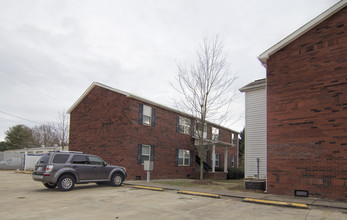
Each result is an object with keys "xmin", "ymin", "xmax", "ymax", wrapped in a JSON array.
[
  {"xmin": 128, "ymin": 93, "xmax": 239, "ymax": 133},
  {"xmin": 67, "ymin": 82, "xmax": 239, "ymax": 134},
  {"xmin": 239, "ymin": 79, "xmax": 266, "ymax": 93},
  {"xmin": 240, "ymin": 84, "xmax": 266, "ymax": 93},
  {"xmin": 67, "ymin": 82, "xmax": 96, "ymax": 114},
  {"xmin": 67, "ymin": 82, "xmax": 131, "ymax": 114},
  {"xmin": 258, "ymin": 0, "xmax": 347, "ymax": 67}
]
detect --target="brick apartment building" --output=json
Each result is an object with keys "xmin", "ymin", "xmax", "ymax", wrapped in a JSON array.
[
  {"xmin": 68, "ymin": 82, "xmax": 239, "ymax": 180},
  {"xmin": 256, "ymin": 1, "xmax": 347, "ymax": 200}
]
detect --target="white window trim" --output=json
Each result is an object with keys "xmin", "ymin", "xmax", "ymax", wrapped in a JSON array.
[
  {"xmin": 195, "ymin": 122, "xmax": 207, "ymax": 139},
  {"xmin": 141, "ymin": 145, "xmax": 151, "ymax": 164},
  {"xmin": 143, "ymin": 105, "xmax": 152, "ymax": 126},
  {"xmin": 231, "ymin": 155, "xmax": 235, "ymax": 167},
  {"xmin": 178, "ymin": 149, "xmax": 190, "ymax": 166},
  {"xmin": 231, "ymin": 133, "xmax": 236, "ymax": 145},
  {"xmin": 212, "ymin": 154, "xmax": 220, "ymax": 167},
  {"xmin": 179, "ymin": 116, "xmax": 191, "ymax": 135},
  {"xmin": 212, "ymin": 127, "xmax": 219, "ymax": 141}
]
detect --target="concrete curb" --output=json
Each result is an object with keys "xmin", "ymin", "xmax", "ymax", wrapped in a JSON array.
[
  {"xmin": 124, "ymin": 181, "xmax": 347, "ymax": 210},
  {"xmin": 177, "ymin": 190, "xmax": 221, "ymax": 199},
  {"xmin": 243, "ymin": 198, "xmax": 308, "ymax": 209},
  {"xmin": 132, "ymin": 185, "xmax": 164, "ymax": 191}
]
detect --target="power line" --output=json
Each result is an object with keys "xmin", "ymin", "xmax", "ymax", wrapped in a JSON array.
[{"xmin": 0, "ymin": 110, "xmax": 41, "ymax": 125}]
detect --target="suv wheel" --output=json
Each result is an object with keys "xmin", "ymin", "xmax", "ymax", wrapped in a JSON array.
[
  {"xmin": 44, "ymin": 183, "xmax": 57, "ymax": 189},
  {"xmin": 57, "ymin": 175, "xmax": 75, "ymax": 191},
  {"xmin": 110, "ymin": 173, "xmax": 123, "ymax": 187}
]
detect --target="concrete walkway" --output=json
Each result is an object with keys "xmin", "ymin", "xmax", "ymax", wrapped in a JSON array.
[{"xmin": 125, "ymin": 180, "xmax": 347, "ymax": 210}]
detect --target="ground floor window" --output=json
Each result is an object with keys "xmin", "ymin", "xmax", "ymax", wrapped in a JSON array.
[
  {"xmin": 137, "ymin": 144, "xmax": 154, "ymax": 165},
  {"xmin": 212, "ymin": 154, "xmax": 220, "ymax": 167},
  {"xmin": 142, "ymin": 145, "xmax": 150, "ymax": 162},
  {"xmin": 231, "ymin": 155, "xmax": 235, "ymax": 167},
  {"xmin": 177, "ymin": 149, "xmax": 190, "ymax": 166}
]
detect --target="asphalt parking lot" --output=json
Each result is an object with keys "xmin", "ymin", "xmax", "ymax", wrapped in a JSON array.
[{"xmin": 0, "ymin": 171, "xmax": 345, "ymax": 220}]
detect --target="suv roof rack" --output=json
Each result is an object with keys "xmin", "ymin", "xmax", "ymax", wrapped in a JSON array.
[{"xmin": 57, "ymin": 151, "xmax": 83, "ymax": 153}]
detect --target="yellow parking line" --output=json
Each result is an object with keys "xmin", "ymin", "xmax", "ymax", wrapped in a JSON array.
[
  {"xmin": 132, "ymin": 185, "xmax": 164, "ymax": 191},
  {"xmin": 177, "ymin": 190, "xmax": 220, "ymax": 198},
  {"xmin": 243, "ymin": 198, "xmax": 308, "ymax": 209}
]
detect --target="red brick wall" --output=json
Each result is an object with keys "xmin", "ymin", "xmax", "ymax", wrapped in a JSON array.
[
  {"xmin": 127, "ymin": 98, "xmax": 195, "ymax": 179},
  {"xmin": 69, "ymin": 86, "xmax": 131, "ymax": 168},
  {"xmin": 126, "ymin": 99, "xmax": 237, "ymax": 179},
  {"xmin": 266, "ymin": 7, "xmax": 347, "ymax": 200},
  {"xmin": 69, "ymin": 85, "xmax": 238, "ymax": 180}
]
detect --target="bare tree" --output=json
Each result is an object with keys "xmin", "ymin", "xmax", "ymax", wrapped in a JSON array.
[
  {"xmin": 54, "ymin": 110, "xmax": 69, "ymax": 148},
  {"xmin": 32, "ymin": 123, "xmax": 59, "ymax": 147},
  {"xmin": 25, "ymin": 111, "xmax": 69, "ymax": 149},
  {"xmin": 173, "ymin": 35, "xmax": 237, "ymax": 180}
]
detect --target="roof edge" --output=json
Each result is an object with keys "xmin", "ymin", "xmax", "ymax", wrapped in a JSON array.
[
  {"xmin": 258, "ymin": 0, "xmax": 347, "ymax": 66},
  {"xmin": 239, "ymin": 78, "xmax": 266, "ymax": 92},
  {"xmin": 67, "ymin": 82, "xmax": 240, "ymax": 133},
  {"xmin": 67, "ymin": 82, "xmax": 131, "ymax": 114}
]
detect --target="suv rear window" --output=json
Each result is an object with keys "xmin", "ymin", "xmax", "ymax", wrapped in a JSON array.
[
  {"xmin": 38, "ymin": 154, "xmax": 50, "ymax": 164},
  {"xmin": 52, "ymin": 154, "xmax": 70, "ymax": 164}
]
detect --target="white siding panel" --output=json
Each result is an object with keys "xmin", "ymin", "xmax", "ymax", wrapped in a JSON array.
[{"xmin": 244, "ymin": 88, "xmax": 267, "ymax": 179}]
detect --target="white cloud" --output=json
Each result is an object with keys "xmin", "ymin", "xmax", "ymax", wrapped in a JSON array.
[{"xmin": 0, "ymin": 0, "xmax": 340, "ymax": 140}]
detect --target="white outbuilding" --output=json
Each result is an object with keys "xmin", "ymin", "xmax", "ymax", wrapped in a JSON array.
[{"xmin": 240, "ymin": 78, "xmax": 267, "ymax": 189}]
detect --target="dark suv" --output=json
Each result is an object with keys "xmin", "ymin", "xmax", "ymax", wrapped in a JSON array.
[{"xmin": 32, "ymin": 152, "xmax": 127, "ymax": 191}]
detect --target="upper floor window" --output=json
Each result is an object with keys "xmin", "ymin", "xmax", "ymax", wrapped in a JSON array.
[
  {"xmin": 195, "ymin": 121, "xmax": 207, "ymax": 139},
  {"xmin": 231, "ymin": 133, "xmax": 236, "ymax": 145},
  {"xmin": 139, "ymin": 104, "xmax": 155, "ymax": 126},
  {"xmin": 143, "ymin": 105, "xmax": 152, "ymax": 125},
  {"xmin": 177, "ymin": 116, "xmax": 191, "ymax": 135},
  {"xmin": 212, "ymin": 127, "xmax": 220, "ymax": 141}
]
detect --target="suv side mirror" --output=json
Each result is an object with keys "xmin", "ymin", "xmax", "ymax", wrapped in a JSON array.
[{"xmin": 103, "ymin": 161, "xmax": 107, "ymax": 167}]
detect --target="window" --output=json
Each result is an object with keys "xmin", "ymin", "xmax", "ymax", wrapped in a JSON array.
[
  {"xmin": 195, "ymin": 122, "xmax": 207, "ymax": 139},
  {"xmin": 177, "ymin": 116, "xmax": 191, "ymax": 135},
  {"xmin": 137, "ymin": 144, "xmax": 154, "ymax": 165},
  {"xmin": 212, "ymin": 154, "xmax": 220, "ymax": 167},
  {"xmin": 72, "ymin": 155, "xmax": 89, "ymax": 164},
  {"xmin": 231, "ymin": 155, "xmax": 235, "ymax": 167},
  {"xmin": 139, "ymin": 104, "xmax": 155, "ymax": 126},
  {"xmin": 177, "ymin": 149, "xmax": 190, "ymax": 166},
  {"xmin": 143, "ymin": 105, "xmax": 152, "ymax": 126},
  {"xmin": 212, "ymin": 127, "xmax": 220, "ymax": 141},
  {"xmin": 141, "ymin": 145, "xmax": 150, "ymax": 163},
  {"xmin": 38, "ymin": 154, "xmax": 50, "ymax": 163},
  {"xmin": 88, "ymin": 156, "xmax": 104, "ymax": 166},
  {"xmin": 53, "ymin": 154, "xmax": 70, "ymax": 164},
  {"xmin": 231, "ymin": 133, "xmax": 236, "ymax": 145}
]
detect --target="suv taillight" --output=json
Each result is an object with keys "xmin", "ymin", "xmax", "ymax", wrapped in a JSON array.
[{"xmin": 46, "ymin": 165, "xmax": 54, "ymax": 172}]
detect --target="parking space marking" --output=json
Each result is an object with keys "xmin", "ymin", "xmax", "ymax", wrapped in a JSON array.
[
  {"xmin": 177, "ymin": 190, "xmax": 221, "ymax": 198},
  {"xmin": 132, "ymin": 185, "xmax": 164, "ymax": 191},
  {"xmin": 243, "ymin": 198, "xmax": 308, "ymax": 209}
]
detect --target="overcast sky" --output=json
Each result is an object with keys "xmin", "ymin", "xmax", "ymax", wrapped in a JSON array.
[{"xmin": 0, "ymin": 0, "xmax": 340, "ymax": 141}]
